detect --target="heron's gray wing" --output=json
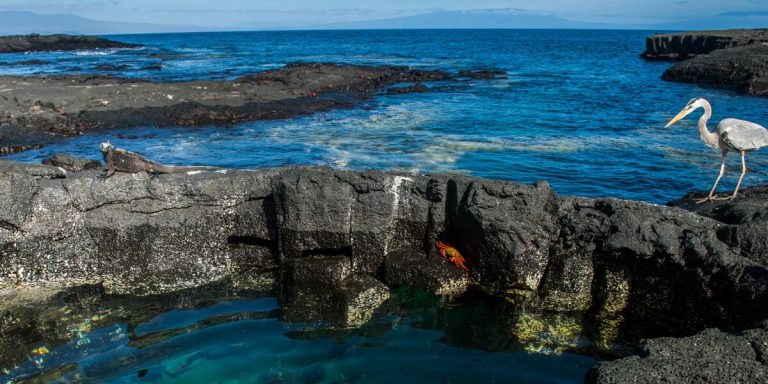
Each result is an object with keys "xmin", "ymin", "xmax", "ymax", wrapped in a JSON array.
[{"xmin": 717, "ymin": 118, "xmax": 768, "ymax": 151}]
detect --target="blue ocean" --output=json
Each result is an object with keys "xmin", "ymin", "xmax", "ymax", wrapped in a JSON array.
[{"xmin": 2, "ymin": 29, "xmax": 768, "ymax": 383}]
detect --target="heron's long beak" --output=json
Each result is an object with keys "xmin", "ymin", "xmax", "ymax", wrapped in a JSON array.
[{"xmin": 664, "ymin": 108, "xmax": 691, "ymax": 128}]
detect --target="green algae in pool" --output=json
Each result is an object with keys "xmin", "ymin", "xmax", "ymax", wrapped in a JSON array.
[{"xmin": 2, "ymin": 287, "xmax": 597, "ymax": 383}]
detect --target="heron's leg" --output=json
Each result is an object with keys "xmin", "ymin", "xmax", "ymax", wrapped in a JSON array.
[
  {"xmin": 694, "ymin": 156, "xmax": 727, "ymax": 204},
  {"xmin": 728, "ymin": 150, "xmax": 747, "ymax": 200}
]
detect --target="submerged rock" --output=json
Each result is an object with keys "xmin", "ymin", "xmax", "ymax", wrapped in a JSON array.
[{"xmin": 280, "ymin": 255, "xmax": 390, "ymax": 328}]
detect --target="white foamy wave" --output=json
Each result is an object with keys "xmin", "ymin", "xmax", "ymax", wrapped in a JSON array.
[{"xmin": 73, "ymin": 49, "xmax": 118, "ymax": 56}]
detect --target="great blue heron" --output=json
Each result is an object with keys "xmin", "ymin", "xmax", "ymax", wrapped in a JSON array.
[{"xmin": 665, "ymin": 98, "xmax": 768, "ymax": 203}]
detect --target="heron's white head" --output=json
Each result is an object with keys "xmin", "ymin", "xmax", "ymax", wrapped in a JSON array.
[
  {"xmin": 99, "ymin": 142, "xmax": 113, "ymax": 153},
  {"xmin": 664, "ymin": 98, "xmax": 708, "ymax": 128}
]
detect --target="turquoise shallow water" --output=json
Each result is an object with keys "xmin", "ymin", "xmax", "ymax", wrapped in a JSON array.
[
  {"xmin": 3, "ymin": 29, "xmax": 768, "ymax": 203},
  {"xmin": 2, "ymin": 288, "xmax": 596, "ymax": 383}
]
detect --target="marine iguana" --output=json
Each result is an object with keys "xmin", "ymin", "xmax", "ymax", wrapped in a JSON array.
[{"xmin": 99, "ymin": 142, "xmax": 222, "ymax": 178}]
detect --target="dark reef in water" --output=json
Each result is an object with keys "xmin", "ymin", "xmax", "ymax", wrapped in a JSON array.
[
  {"xmin": 643, "ymin": 29, "xmax": 768, "ymax": 96},
  {"xmin": 1, "ymin": 157, "xmax": 767, "ymax": 381},
  {"xmin": 662, "ymin": 44, "xmax": 768, "ymax": 97},
  {"xmin": 0, "ymin": 62, "xmax": 503, "ymax": 151},
  {"xmin": 0, "ymin": 34, "xmax": 138, "ymax": 54}
]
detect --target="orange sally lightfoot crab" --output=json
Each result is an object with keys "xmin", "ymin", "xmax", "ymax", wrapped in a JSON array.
[{"xmin": 435, "ymin": 241, "xmax": 469, "ymax": 271}]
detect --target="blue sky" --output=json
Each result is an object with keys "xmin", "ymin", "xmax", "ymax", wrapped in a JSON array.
[{"xmin": 1, "ymin": 0, "xmax": 767, "ymax": 28}]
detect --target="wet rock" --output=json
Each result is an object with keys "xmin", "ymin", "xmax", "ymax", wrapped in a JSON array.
[
  {"xmin": 0, "ymin": 60, "xmax": 51, "ymax": 66},
  {"xmin": 42, "ymin": 153, "xmax": 102, "ymax": 172},
  {"xmin": 386, "ymin": 83, "xmax": 427, "ymax": 94},
  {"xmin": 93, "ymin": 64, "xmax": 129, "ymax": 71},
  {"xmin": 141, "ymin": 64, "xmax": 163, "ymax": 71},
  {"xmin": 279, "ymin": 255, "xmax": 389, "ymax": 328},
  {"xmin": 399, "ymin": 68, "xmax": 453, "ymax": 83},
  {"xmin": 588, "ymin": 327, "xmax": 768, "ymax": 384},
  {"xmin": 384, "ymin": 250, "xmax": 470, "ymax": 296},
  {"xmin": 642, "ymin": 29, "xmax": 768, "ymax": 61},
  {"xmin": 458, "ymin": 69, "xmax": 508, "ymax": 79},
  {"xmin": 454, "ymin": 180, "xmax": 559, "ymax": 302},
  {"xmin": 0, "ymin": 34, "xmax": 139, "ymax": 54},
  {"xmin": 662, "ymin": 44, "xmax": 768, "ymax": 96}
]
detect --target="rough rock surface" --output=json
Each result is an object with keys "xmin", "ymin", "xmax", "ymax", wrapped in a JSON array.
[
  {"xmin": 642, "ymin": 29, "xmax": 768, "ymax": 61},
  {"xmin": 42, "ymin": 153, "xmax": 102, "ymax": 172},
  {"xmin": 0, "ymin": 159, "xmax": 766, "ymax": 345},
  {"xmin": 670, "ymin": 185, "xmax": 768, "ymax": 266},
  {"xmin": 588, "ymin": 326, "xmax": 768, "ymax": 384},
  {"xmin": 662, "ymin": 44, "xmax": 768, "ymax": 96},
  {"xmin": 0, "ymin": 34, "xmax": 138, "ymax": 54},
  {"xmin": 0, "ymin": 63, "xmax": 460, "ymax": 148}
]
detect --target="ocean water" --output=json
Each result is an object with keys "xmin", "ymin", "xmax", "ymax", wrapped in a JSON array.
[{"xmin": 3, "ymin": 29, "xmax": 768, "ymax": 203}]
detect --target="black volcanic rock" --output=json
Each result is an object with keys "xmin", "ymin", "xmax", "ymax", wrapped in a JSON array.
[
  {"xmin": 0, "ymin": 63, "xmax": 457, "ymax": 151},
  {"xmin": 0, "ymin": 34, "xmax": 138, "ymax": 54},
  {"xmin": 386, "ymin": 83, "xmax": 428, "ymax": 94},
  {"xmin": 0, "ymin": 59, "xmax": 51, "ymax": 66},
  {"xmin": 587, "ymin": 327, "xmax": 768, "ymax": 384},
  {"xmin": 93, "ymin": 64, "xmax": 129, "ymax": 71},
  {"xmin": 41, "ymin": 153, "xmax": 102, "ymax": 172},
  {"xmin": 662, "ymin": 44, "xmax": 768, "ymax": 96},
  {"xmin": 669, "ymin": 185, "xmax": 768, "ymax": 266},
  {"xmin": 0, "ymin": 159, "xmax": 765, "ymax": 343},
  {"xmin": 458, "ymin": 69, "xmax": 508, "ymax": 79},
  {"xmin": 642, "ymin": 29, "xmax": 768, "ymax": 61}
]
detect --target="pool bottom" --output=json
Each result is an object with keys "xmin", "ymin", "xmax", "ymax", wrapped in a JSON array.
[{"xmin": 1, "ymin": 285, "xmax": 602, "ymax": 384}]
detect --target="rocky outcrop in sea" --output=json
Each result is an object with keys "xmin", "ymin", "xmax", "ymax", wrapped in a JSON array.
[
  {"xmin": 0, "ymin": 34, "xmax": 139, "ymax": 54},
  {"xmin": 0, "ymin": 62, "xmax": 502, "ymax": 152},
  {"xmin": 643, "ymin": 29, "xmax": 768, "ymax": 96}
]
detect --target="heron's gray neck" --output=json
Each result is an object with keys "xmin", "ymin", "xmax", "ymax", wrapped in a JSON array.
[{"xmin": 697, "ymin": 100, "xmax": 720, "ymax": 149}]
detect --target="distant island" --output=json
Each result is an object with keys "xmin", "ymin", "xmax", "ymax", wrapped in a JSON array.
[{"xmin": 0, "ymin": 34, "xmax": 138, "ymax": 54}]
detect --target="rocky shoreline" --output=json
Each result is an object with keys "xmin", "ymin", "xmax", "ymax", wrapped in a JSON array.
[
  {"xmin": 0, "ymin": 62, "xmax": 495, "ymax": 153},
  {"xmin": 643, "ymin": 29, "xmax": 768, "ymax": 96},
  {"xmin": 1, "ymin": 158, "xmax": 767, "ymax": 381}
]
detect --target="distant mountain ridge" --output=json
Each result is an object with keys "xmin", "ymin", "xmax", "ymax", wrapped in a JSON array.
[
  {"xmin": 0, "ymin": 11, "xmax": 209, "ymax": 35},
  {"xmin": 308, "ymin": 9, "xmax": 616, "ymax": 30},
  {"xmin": 0, "ymin": 9, "xmax": 765, "ymax": 35}
]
